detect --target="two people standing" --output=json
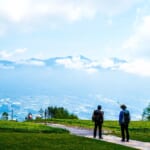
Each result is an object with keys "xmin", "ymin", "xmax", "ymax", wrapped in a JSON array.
[{"xmin": 92, "ymin": 104, "xmax": 130, "ymax": 142}]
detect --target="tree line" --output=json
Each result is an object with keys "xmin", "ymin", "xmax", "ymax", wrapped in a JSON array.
[
  {"xmin": 1, "ymin": 104, "xmax": 150, "ymax": 121},
  {"xmin": 47, "ymin": 106, "xmax": 78, "ymax": 119},
  {"xmin": 27, "ymin": 106, "xmax": 78, "ymax": 120}
]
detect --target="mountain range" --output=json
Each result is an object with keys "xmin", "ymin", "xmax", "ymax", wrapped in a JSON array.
[
  {"xmin": 0, "ymin": 56, "xmax": 149, "ymax": 121},
  {"xmin": 0, "ymin": 55, "xmax": 126, "ymax": 70}
]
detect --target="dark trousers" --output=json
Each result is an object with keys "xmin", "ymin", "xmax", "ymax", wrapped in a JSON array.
[
  {"xmin": 93, "ymin": 121, "xmax": 102, "ymax": 138},
  {"xmin": 120, "ymin": 124, "xmax": 129, "ymax": 141}
]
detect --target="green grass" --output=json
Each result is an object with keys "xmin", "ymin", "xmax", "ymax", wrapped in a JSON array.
[
  {"xmin": 34, "ymin": 119, "xmax": 150, "ymax": 142},
  {"xmin": 101, "ymin": 120, "xmax": 150, "ymax": 142},
  {"xmin": 0, "ymin": 120, "xmax": 137, "ymax": 150},
  {"xmin": 0, "ymin": 120, "xmax": 68, "ymax": 133},
  {"xmin": 0, "ymin": 132, "xmax": 137, "ymax": 150},
  {"xmin": 34, "ymin": 118, "xmax": 94, "ymax": 128}
]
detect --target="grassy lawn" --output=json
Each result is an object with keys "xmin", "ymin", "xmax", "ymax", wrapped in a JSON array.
[
  {"xmin": 34, "ymin": 119, "xmax": 150, "ymax": 142},
  {"xmin": 0, "ymin": 120, "xmax": 68, "ymax": 133},
  {"xmin": 103, "ymin": 121, "xmax": 150, "ymax": 142},
  {"xmin": 0, "ymin": 132, "xmax": 137, "ymax": 150},
  {"xmin": 0, "ymin": 120, "xmax": 137, "ymax": 150}
]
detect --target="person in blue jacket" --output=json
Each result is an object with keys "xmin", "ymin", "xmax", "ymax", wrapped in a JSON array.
[{"xmin": 119, "ymin": 104, "xmax": 130, "ymax": 142}]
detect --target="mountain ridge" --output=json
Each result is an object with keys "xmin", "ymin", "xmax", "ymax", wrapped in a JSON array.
[{"xmin": 0, "ymin": 55, "xmax": 127, "ymax": 71}]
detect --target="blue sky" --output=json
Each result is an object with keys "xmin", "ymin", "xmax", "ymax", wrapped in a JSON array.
[
  {"xmin": 0, "ymin": 0, "xmax": 150, "ymax": 120},
  {"xmin": 0, "ymin": 0, "xmax": 150, "ymax": 68}
]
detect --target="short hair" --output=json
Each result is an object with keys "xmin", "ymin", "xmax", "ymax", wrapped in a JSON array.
[
  {"xmin": 120, "ymin": 104, "xmax": 127, "ymax": 109},
  {"xmin": 97, "ymin": 105, "xmax": 101, "ymax": 110}
]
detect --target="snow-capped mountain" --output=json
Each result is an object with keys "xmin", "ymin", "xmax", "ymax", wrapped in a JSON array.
[
  {"xmin": 0, "ymin": 56, "xmax": 149, "ymax": 121},
  {"xmin": 0, "ymin": 55, "xmax": 127, "ymax": 71}
]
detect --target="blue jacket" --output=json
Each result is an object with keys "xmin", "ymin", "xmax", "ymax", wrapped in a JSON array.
[{"xmin": 119, "ymin": 109, "xmax": 130, "ymax": 125}]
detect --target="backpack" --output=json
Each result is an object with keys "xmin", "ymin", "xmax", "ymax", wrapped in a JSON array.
[
  {"xmin": 123, "ymin": 110, "xmax": 130, "ymax": 124},
  {"xmin": 92, "ymin": 110, "xmax": 103, "ymax": 123}
]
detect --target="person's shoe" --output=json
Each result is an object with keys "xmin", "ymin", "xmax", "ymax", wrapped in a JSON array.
[
  {"xmin": 99, "ymin": 137, "xmax": 103, "ymax": 139},
  {"xmin": 126, "ymin": 139, "xmax": 129, "ymax": 142},
  {"xmin": 121, "ymin": 139, "xmax": 125, "ymax": 142}
]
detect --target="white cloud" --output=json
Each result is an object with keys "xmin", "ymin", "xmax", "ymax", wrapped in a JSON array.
[
  {"xmin": 100, "ymin": 58, "xmax": 126, "ymax": 70},
  {"xmin": 100, "ymin": 58, "xmax": 150, "ymax": 77},
  {"xmin": 102, "ymin": 57, "xmax": 150, "ymax": 77},
  {"xmin": 119, "ymin": 59, "xmax": 150, "ymax": 77},
  {"xmin": 101, "ymin": 58, "xmax": 115, "ymax": 68},
  {"xmin": 0, "ymin": 0, "xmax": 30, "ymax": 22},
  {"xmin": 15, "ymin": 48, "xmax": 27, "ymax": 54},
  {"xmin": 0, "ymin": 0, "xmax": 96, "ymax": 23},
  {"xmin": 123, "ymin": 16, "xmax": 150, "ymax": 48},
  {"xmin": 56, "ymin": 56, "xmax": 98, "ymax": 73},
  {"xmin": 99, "ymin": 57, "xmax": 150, "ymax": 77},
  {"xmin": 0, "ymin": 48, "xmax": 46, "ymax": 67},
  {"xmin": 123, "ymin": 14, "xmax": 150, "ymax": 59},
  {"xmin": 18, "ymin": 59, "xmax": 45, "ymax": 67},
  {"xmin": 0, "ymin": 48, "xmax": 28, "ymax": 60},
  {"xmin": 0, "ymin": 0, "xmax": 141, "ymax": 24},
  {"xmin": 95, "ymin": 0, "xmax": 141, "ymax": 16},
  {"xmin": 0, "ymin": 51, "xmax": 12, "ymax": 59},
  {"xmin": 1, "ymin": 48, "xmax": 150, "ymax": 77}
]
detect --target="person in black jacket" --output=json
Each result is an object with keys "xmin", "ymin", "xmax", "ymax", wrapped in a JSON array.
[
  {"xmin": 92, "ymin": 105, "xmax": 104, "ymax": 139},
  {"xmin": 119, "ymin": 104, "xmax": 130, "ymax": 142}
]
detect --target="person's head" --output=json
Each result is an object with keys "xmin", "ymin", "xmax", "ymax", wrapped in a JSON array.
[
  {"xmin": 120, "ymin": 104, "xmax": 127, "ymax": 110},
  {"xmin": 97, "ymin": 105, "xmax": 101, "ymax": 110}
]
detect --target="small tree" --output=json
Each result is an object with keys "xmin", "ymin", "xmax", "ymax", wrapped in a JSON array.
[
  {"xmin": 1, "ymin": 112, "xmax": 9, "ymax": 120},
  {"xmin": 142, "ymin": 103, "xmax": 150, "ymax": 121},
  {"xmin": 47, "ymin": 106, "xmax": 78, "ymax": 119}
]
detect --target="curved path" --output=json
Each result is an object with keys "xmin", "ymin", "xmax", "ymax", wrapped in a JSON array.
[{"xmin": 47, "ymin": 123, "xmax": 150, "ymax": 150}]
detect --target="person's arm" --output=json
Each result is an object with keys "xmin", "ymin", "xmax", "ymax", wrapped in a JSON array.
[{"xmin": 92, "ymin": 110, "xmax": 95, "ymax": 121}]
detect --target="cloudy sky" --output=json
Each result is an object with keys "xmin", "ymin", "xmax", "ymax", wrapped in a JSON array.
[
  {"xmin": 0, "ymin": 0, "xmax": 150, "ymax": 77},
  {"xmin": 1, "ymin": 0, "xmax": 150, "ymax": 120}
]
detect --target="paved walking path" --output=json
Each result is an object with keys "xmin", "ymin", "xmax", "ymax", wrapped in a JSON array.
[{"xmin": 47, "ymin": 123, "xmax": 150, "ymax": 150}]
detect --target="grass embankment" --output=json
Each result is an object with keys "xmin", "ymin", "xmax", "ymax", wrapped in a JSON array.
[
  {"xmin": 35, "ymin": 119, "xmax": 150, "ymax": 142},
  {"xmin": 0, "ymin": 120, "xmax": 68, "ymax": 133},
  {"xmin": 0, "ymin": 121, "xmax": 136, "ymax": 150}
]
